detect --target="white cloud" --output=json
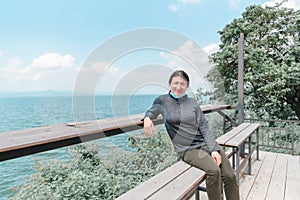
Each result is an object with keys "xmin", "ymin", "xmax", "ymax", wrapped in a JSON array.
[
  {"xmin": 168, "ymin": 0, "xmax": 201, "ymax": 11},
  {"xmin": 0, "ymin": 50, "xmax": 3, "ymax": 63},
  {"xmin": 33, "ymin": 73, "xmax": 41, "ymax": 80},
  {"xmin": 169, "ymin": 4, "xmax": 178, "ymax": 11},
  {"xmin": 8, "ymin": 57, "xmax": 22, "ymax": 67},
  {"xmin": 31, "ymin": 52, "xmax": 75, "ymax": 69},
  {"xmin": 0, "ymin": 51, "xmax": 78, "ymax": 92},
  {"xmin": 263, "ymin": 0, "xmax": 300, "ymax": 10},
  {"xmin": 179, "ymin": 0, "xmax": 200, "ymax": 4},
  {"xmin": 88, "ymin": 61, "xmax": 111, "ymax": 73},
  {"xmin": 203, "ymin": 43, "xmax": 220, "ymax": 55},
  {"xmin": 108, "ymin": 65, "xmax": 172, "ymax": 95},
  {"xmin": 74, "ymin": 61, "xmax": 125, "ymax": 95},
  {"xmin": 229, "ymin": 0, "xmax": 240, "ymax": 9},
  {"xmin": 170, "ymin": 40, "xmax": 210, "ymax": 70},
  {"xmin": 19, "ymin": 67, "xmax": 31, "ymax": 74},
  {"xmin": 159, "ymin": 40, "xmax": 214, "ymax": 92},
  {"xmin": 76, "ymin": 42, "xmax": 221, "ymax": 95},
  {"xmin": 95, "ymin": 64, "xmax": 125, "ymax": 92}
]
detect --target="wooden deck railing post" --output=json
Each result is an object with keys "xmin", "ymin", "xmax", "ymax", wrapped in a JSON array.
[
  {"xmin": 238, "ymin": 32, "xmax": 245, "ymax": 125},
  {"xmin": 238, "ymin": 33, "xmax": 245, "ymax": 156}
]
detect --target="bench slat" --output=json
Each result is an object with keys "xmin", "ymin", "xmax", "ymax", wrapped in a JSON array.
[
  {"xmin": 147, "ymin": 167, "xmax": 206, "ymax": 200},
  {"xmin": 225, "ymin": 123, "xmax": 259, "ymax": 147},
  {"xmin": 216, "ymin": 123, "xmax": 250, "ymax": 145},
  {"xmin": 116, "ymin": 161, "xmax": 192, "ymax": 200}
]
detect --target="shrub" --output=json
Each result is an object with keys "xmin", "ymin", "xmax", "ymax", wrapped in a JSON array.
[{"xmin": 9, "ymin": 131, "xmax": 178, "ymax": 200}]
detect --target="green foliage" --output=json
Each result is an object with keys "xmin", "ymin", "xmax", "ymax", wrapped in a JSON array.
[
  {"xmin": 9, "ymin": 132, "xmax": 178, "ymax": 200},
  {"xmin": 195, "ymin": 88, "xmax": 215, "ymax": 105},
  {"xmin": 207, "ymin": 5, "xmax": 300, "ymax": 120},
  {"xmin": 195, "ymin": 88, "xmax": 237, "ymax": 138},
  {"xmin": 111, "ymin": 133, "xmax": 179, "ymax": 175}
]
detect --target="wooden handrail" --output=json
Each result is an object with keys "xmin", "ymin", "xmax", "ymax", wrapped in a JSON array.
[{"xmin": 0, "ymin": 104, "xmax": 231, "ymax": 162}]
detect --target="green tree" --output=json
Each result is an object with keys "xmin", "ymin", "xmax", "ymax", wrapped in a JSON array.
[{"xmin": 207, "ymin": 3, "xmax": 300, "ymax": 120}]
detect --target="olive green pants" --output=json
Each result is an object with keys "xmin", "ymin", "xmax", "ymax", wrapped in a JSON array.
[{"xmin": 178, "ymin": 146, "xmax": 240, "ymax": 200}]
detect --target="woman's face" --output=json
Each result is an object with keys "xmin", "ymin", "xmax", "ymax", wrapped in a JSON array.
[{"xmin": 169, "ymin": 76, "xmax": 188, "ymax": 96}]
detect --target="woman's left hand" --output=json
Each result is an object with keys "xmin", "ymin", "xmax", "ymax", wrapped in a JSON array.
[
  {"xmin": 211, "ymin": 151, "xmax": 222, "ymax": 166},
  {"xmin": 143, "ymin": 117, "xmax": 154, "ymax": 137}
]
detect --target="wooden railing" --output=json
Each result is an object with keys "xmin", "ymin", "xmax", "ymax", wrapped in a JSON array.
[{"xmin": 0, "ymin": 104, "xmax": 232, "ymax": 162}]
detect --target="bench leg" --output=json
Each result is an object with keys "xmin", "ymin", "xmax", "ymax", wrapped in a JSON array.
[
  {"xmin": 256, "ymin": 128, "xmax": 259, "ymax": 160},
  {"xmin": 232, "ymin": 147, "xmax": 235, "ymax": 169},
  {"xmin": 240, "ymin": 142, "xmax": 245, "ymax": 158},
  {"xmin": 248, "ymin": 135, "xmax": 252, "ymax": 175},
  {"xmin": 197, "ymin": 181, "xmax": 224, "ymax": 200},
  {"xmin": 235, "ymin": 147, "xmax": 240, "ymax": 185},
  {"xmin": 195, "ymin": 190, "xmax": 200, "ymax": 200}
]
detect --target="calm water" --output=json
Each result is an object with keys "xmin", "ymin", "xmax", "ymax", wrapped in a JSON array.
[{"xmin": 0, "ymin": 95, "xmax": 157, "ymax": 199}]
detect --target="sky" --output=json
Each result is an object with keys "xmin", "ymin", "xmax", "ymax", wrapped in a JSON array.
[{"xmin": 0, "ymin": 0, "xmax": 299, "ymax": 95}]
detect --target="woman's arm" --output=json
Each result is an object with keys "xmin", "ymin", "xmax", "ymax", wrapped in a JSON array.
[
  {"xmin": 197, "ymin": 105, "xmax": 222, "ymax": 165},
  {"xmin": 197, "ymin": 105, "xmax": 220, "ymax": 152},
  {"xmin": 143, "ymin": 97, "xmax": 163, "ymax": 137}
]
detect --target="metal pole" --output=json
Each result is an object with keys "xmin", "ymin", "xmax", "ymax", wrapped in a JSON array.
[{"xmin": 238, "ymin": 33, "xmax": 245, "ymax": 124}]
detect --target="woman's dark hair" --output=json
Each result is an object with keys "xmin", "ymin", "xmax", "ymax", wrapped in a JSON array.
[{"xmin": 168, "ymin": 70, "xmax": 190, "ymax": 87}]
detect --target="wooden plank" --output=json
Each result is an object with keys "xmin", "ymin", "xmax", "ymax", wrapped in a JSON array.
[
  {"xmin": 0, "ymin": 114, "xmax": 147, "ymax": 161},
  {"xmin": 0, "ymin": 124, "xmax": 79, "ymax": 154},
  {"xmin": 0, "ymin": 104, "xmax": 231, "ymax": 161},
  {"xmin": 285, "ymin": 155, "xmax": 300, "ymax": 200},
  {"xmin": 246, "ymin": 152, "xmax": 277, "ymax": 200},
  {"xmin": 116, "ymin": 161, "xmax": 192, "ymax": 200},
  {"xmin": 265, "ymin": 153, "xmax": 288, "ymax": 200},
  {"xmin": 0, "ymin": 114, "xmax": 145, "ymax": 151},
  {"xmin": 0, "ymin": 105, "xmax": 228, "ymax": 151},
  {"xmin": 216, "ymin": 123, "xmax": 250, "ymax": 145},
  {"xmin": 200, "ymin": 104, "xmax": 231, "ymax": 114},
  {"xmin": 147, "ymin": 166, "xmax": 205, "ymax": 200},
  {"xmin": 225, "ymin": 123, "xmax": 259, "ymax": 147}
]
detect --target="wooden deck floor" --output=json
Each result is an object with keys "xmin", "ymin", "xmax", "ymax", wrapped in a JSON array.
[{"xmin": 196, "ymin": 151, "xmax": 300, "ymax": 200}]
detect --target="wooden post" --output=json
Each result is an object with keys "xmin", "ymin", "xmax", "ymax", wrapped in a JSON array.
[
  {"xmin": 238, "ymin": 33, "xmax": 245, "ymax": 157},
  {"xmin": 238, "ymin": 33, "xmax": 245, "ymax": 124}
]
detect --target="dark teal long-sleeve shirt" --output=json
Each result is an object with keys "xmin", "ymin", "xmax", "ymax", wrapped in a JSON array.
[{"xmin": 144, "ymin": 92, "xmax": 220, "ymax": 153}]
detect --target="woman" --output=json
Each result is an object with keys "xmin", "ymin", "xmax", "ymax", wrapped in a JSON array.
[{"xmin": 143, "ymin": 70, "xmax": 239, "ymax": 200}]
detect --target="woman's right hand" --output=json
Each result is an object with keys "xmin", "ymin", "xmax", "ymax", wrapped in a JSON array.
[{"xmin": 143, "ymin": 117, "xmax": 154, "ymax": 137}]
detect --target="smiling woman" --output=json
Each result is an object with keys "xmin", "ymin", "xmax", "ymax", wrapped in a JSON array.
[
  {"xmin": 143, "ymin": 70, "xmax": 240, "ymax": 200},
  {"xmin": 169, "ymin": 70, "xmax": 189, "ymax": 98}
]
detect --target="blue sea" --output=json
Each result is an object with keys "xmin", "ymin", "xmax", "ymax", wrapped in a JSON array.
[{"xmin": 0, "ymin": 95, "xmax": 157, "ymax": 199}]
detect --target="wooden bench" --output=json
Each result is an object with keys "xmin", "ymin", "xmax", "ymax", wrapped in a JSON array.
[
  {"xmin": 117, "ymin": 123, "xmax": 260, "ymax": 200},
  {"xmin": 116, "ymin": 161, "xmax": 206, "ymax": 200},
  {"xmin": 216, "ymin": 122, "xmax": 260, "ymax": 183}
]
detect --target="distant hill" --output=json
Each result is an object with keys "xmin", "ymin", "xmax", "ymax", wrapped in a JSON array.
[{"xmin": 0, "ymin": 90, "xmax": 73, "ymax": 97}]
